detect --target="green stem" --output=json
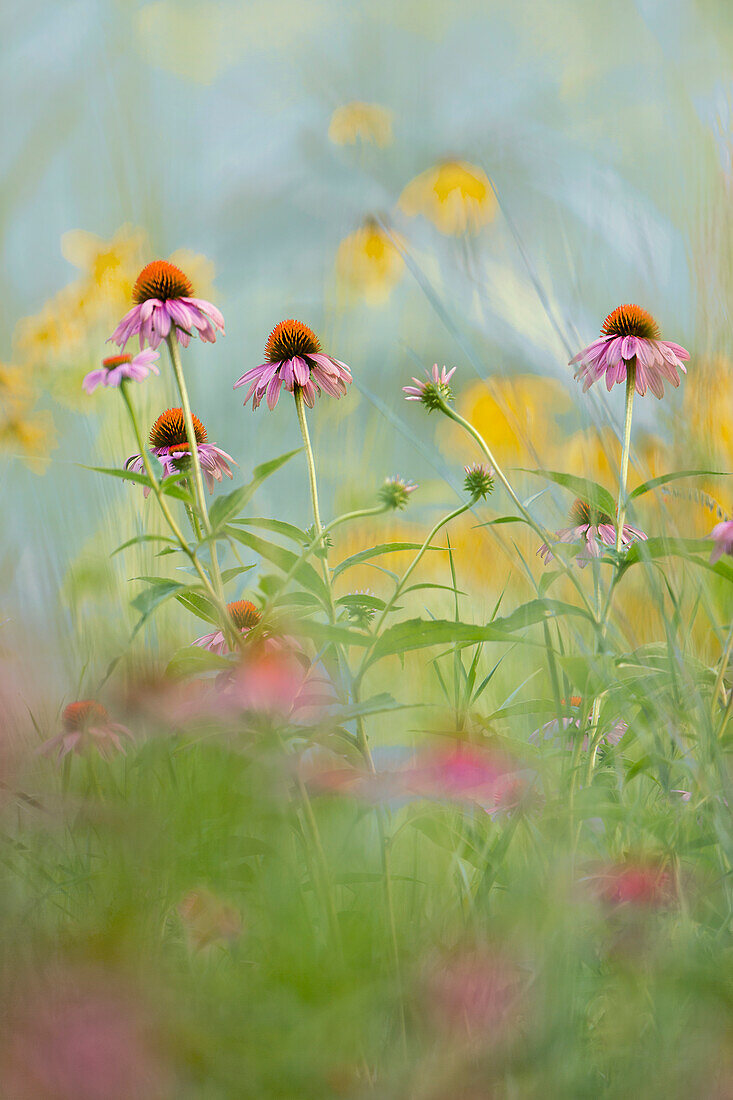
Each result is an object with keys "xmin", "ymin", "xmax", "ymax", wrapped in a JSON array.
[
  {"xmin": 119, "ymin": 383, "xmax": 223, "ymax": 613},
  {"xmin": 293, "ymin": 387, "xmax": 337, "ymax": 626},
  {"xmin": 615, "ymin": 362, "xmax": 636, "ymax": 553},
  {"xmin": 438, "ymin": 400, "xmax": 597, "ymax": 623},
  {"xmin": 165, "ymin": 335, "xmax": 232, "ymax": 642},
  {"xmin": 354, "ymin": 503, "xmax": 471, "ymax": 691}
]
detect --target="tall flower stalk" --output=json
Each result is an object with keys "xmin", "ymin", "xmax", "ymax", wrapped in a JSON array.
[{"xmin": 615, "ymin": 362, "xmax": 636, "ymax": 552}]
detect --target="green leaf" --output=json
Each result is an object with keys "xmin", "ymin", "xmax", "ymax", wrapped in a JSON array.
[
  {"xmin": 165, "ymin": 645, "xmax": 232, "ymax": 678},
  {"xmin": 336, "ymin": 593, "xmax": 387, "ymax": 611},
  {"xmin": 323, "ymin": 693, "xmax": 415, "ymax": 722},
  {"xmin": 618, "ymin": 537, "xmax": 733, "ymax": 583},
  {"xmin": 225, "ymin": 526, "xmax": 329, "ymax": 604},
  {"xmin": 629, "ymin": 469, "xmax": 730, "ymax": 502},
  {"xmin": 228, "ymin": 517, "xmax": 310, "ymax": 545},
  {"xmin": 112, "ymin": 534, "xmax": 177, "ymax": 556},
  {"xmin": 219, "ymin": 564, "xmax": 256, "ymax": 584},
  {"xmin": 295, "ymin": 621, "xmax": 372, "ymax": 649},
  {"xmin": 208, "ymin": 448, "xmax": 302, "ymax": 530},
  {"xmin": 175, "ymin": 591, "xmax": 219, "ymax": 626},
  {"xmin": 130, "ymin": 578, "xmax": 187, "ymax": 635},
  {"xmin": 333, "ymin": 542, "xmax": 437, "ymax": 580},
  {"xmin": 487, "ymin": 698, "xmax": 557, "ymax": 721},
  {"xmin": 82, "ymin": 464, "xmax": 193, "ymax": 503},
  {"xmin": 518, "ymin": 469, "xmax": 615, "ymax": 517}
]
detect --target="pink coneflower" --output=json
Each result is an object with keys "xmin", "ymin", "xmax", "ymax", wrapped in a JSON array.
[
  {"xmin": 403, "ymin": 744, "xmax": 528, "ymax": 815},
  {"xmin": 403, "ymin": 363, "xmax": 456, "ymax": 410},
  {"xmin": 571, "ymin": 304, "xmax": 690, "ymax": 399},
  {"xmin": 39, "ymin": 701, "xmax": 132, "ymax": 762},
  {"xmin": 422, "ymin": 947, "xmax": 523, "ymax": 1045},
  {"xmin": 710, "ymin": 520, "xmax": 733, "ymax": 563},
  {"xmin": 463, "ymin": 462, "xmax": 494, "ymax": 500},
  {"xmin": 537, "ymin": 498, "xmax": 646, "ymax": 567},
  {"xmin": 224, "ymin": 647, "xmax": 335, "ymax": 724},
  {"xmin": 234, "ymin": 319, "xmax": 352, "ymax": 411},
  {"xmin": 82, "ymin": 349, "xmax": 160, "ymax": 393},
  {"xmin": 0, "ymin": 965, "xmax": 172, "ymax": 1100},
  {"xmin": 193, "ymin": 599, "xmax": 262, "ymax": 655},
  {"xmin": 587, "ymin": 860, "xmax": 674, "ymax": 910},
  {"xmin": 110, "ymin": 259, "xmax": 225, "ymax": 351},
  {"xmin": 125, "ymin": 408, "xmax": 235, "ymax": 496},
  {"xmin": 530, "ymin": 696, "xmax": 627, "ymax": 750},
  {"xmin": 378, "ymin": 475, "xmax": 418, "ymax": 510}
]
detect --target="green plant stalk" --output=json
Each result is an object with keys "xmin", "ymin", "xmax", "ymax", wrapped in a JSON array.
[
  {"xmin": 437, "ymin": 399, "xmax": 598, "ymax": 624},
  {"xmin": 259, "ymin": 503, "xmax": 387, "ymax": 620},
  {"xmin": 119, "ymin": 382, "xmax": 223, "ymax": 613},
  {"xmin": 615, "ymin": 362, "xmax": 636, "ymax": 553},
  {"xmin": 165, "ymin": 335, "xmax": 228, "ymax": 611},
  {"xmin": 293, "ymin": 387, "xmax": 337, "ymax": 627}
]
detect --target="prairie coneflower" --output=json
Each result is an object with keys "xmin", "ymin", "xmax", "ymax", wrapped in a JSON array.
[
  {"xmin": 110, "ymin": 260, "xmax": 225, "ymax": 351},
  {"xmin": 710, "ymin": 520, "xmax": 733, "ymax": 563},
  {"xmin": 328, "ymin": 102, "xmax": 393, "ymax": 147},
  {"xmin": 125, "ymin": 408, "xmax": 235, "ymax": 495},
  {"xmin": 537, "ymin": 498, "xmax": 646, "ymax": 567},
  {"xmin": 39, "ymin": 701, "xmax": 132, "ymax": 761},
  {"xmin": 403, "ymin": 364, "xmax": 456, "ymax": 410},
  {"xmin": 399, "ymin": 160, "xmax": 497, "ymax": 235},
  {"xmin": 234, "ymin": 320, "xmax": 352, "ymax": 411},
  {"xmin": 193, "ymin": 599, "xmax": 262, "ymax": 655},
  {"xmin": 378, "ymin": 476, "xmax": 418, "ymax": 511},
  {"xmin": 571, "ymin": 305, "xmax": 689, "ymax": 399},
  {"xmin": 82, "ymin": 349, "xmax": 160, "ymax": 394}
]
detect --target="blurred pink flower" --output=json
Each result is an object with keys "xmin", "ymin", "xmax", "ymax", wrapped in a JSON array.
[
  {"xmin": 710, "ymin": 520, "xmax": 733, "ymax": 563},
  {"xmin": 178, "ymin": 888, "xmax": 242, "ymax": 950},
  {"xmin": 110, "ymin": 260, "xmax": 224, "ymax": 350},
  {"xmin": 82, "ymin": 349, "xmax": 159, "ymax": 394},
  {"xmin": 0, "ymin": 965, "xmax": 172, "ymax": 1099},
  {"xmin": 571, "ymin": 304, "xmax": 689, "ymax": 399},
  {"xmin": 530, "ymin": 697, "xmax": 627, "ymax": 750},
  {"xmin": 537, "ymin": 497, "xmax": 646, "ymax": 567},
  {"xmin": 422, "ymin": 947, "xmax": 524, "ymax": 1044},
  {"xmin": 587, "ymin": 860, "xmax": 674, "ymax": 910},
  {"xmin": 223, "ymin": 646, "xmax": 336, "ymax": 724},
  {"xmin": 403, "ymin": 744, "xmax": 529, "ymax": 815},
  {"xmin": 234, "ymin": 319, "xmax": 352, "ymax": 411},
  {"xmin": 126, "ymin": 408, "xmax": 235, "ymax": 497},
  {"xmin": 39, "ymin": 701, "xmax": 132, "ymax": 762}
]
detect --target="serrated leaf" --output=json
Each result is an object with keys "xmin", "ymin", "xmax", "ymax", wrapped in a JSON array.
[{"xmin": 518, "ymin": 469, "xmax": 615, "ymax": 517}]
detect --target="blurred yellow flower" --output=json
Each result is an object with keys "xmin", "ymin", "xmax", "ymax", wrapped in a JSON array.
[
  {"xmin": 335, "ymin": 218, "xmax": 405, "ymax": 304},
  {"xmin": 0, "ymin": 363, "xmax": 33, "ymax": 406},
  {"xmin": 684, "ymin": 355, "xmax": 733, "ymax": 463},
  {"xmin": 13, "ymin": 283, "xmax": 92, "ymax": 370},
  {"xmin": 442, "ymin": 375, "xmax": 572, "ymax": 465},
  {"xmin": 61, "ymin": 225, "xmax": 146, "ymax": 306},
  {"xmin": 399, "ymin": 160, "xmax": 497, "ymax": 235},
  {"xmin": 0, "ymin": 406, "xmax": 57, "ymax": 471},
  {"xmin": 328, "ymin": 102, "xmax": 394, "ymax": 147}
]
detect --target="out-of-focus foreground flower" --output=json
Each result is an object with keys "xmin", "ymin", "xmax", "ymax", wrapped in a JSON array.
[
  {"xmin": 400, "ymin": 160, "xmax": 497, "ymax": 235},
  {"xmin": 39, "ymin": 701, "xmax": 132, "ymax": 762},
  {"xmin": 0, "ymin": 964, "xmax": 173, "ymax": 1100},
  {"xmin": 710, "ymin": 520, "xmax": 733, "ymax": 563}
]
